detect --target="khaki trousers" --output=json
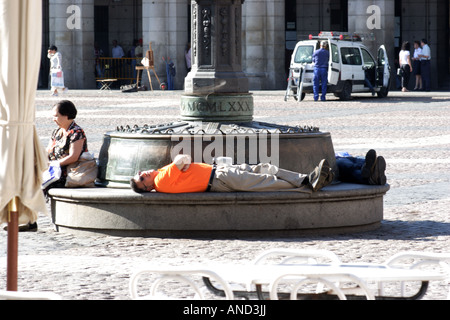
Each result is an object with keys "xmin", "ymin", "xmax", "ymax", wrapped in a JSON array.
[{"xmin": 210, "ymin": 163, "xmax": 311, "ymax": 193}]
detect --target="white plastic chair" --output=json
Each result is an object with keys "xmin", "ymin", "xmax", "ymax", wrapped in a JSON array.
[
  {"xmin": 252, "ymin": 248, "xmax": 342, "ymax": 266},
  {"xmin": 0, "ymin": 290, "xmax": 62, "ymax": 300},
  {"xmin": 251, "ymin": 248, "xmax": 342, "ymax": 295},
  {"xmin": 269, "ymin": 273, "xmax": 375, "ymax": 300},
  {"xmin": 385, "ymin": 251, "xmax": 450, "ymax": 269},
  {"xmin": 383, "ymin": 251, "xmax": 450, "ymax": 298},
  {"xmin": 129, "ymin": 267, "xmax": 234, "ymax": 300}
]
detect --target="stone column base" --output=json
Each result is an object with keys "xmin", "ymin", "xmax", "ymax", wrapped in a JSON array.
[{"xmin": 180, "ymin": 94, "xmax": 254, "ymax": 122}]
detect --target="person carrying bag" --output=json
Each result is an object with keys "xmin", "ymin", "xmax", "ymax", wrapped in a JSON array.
[{"xmin": 48, "ymin": 45, "xmax": 68, "ymax": 96}]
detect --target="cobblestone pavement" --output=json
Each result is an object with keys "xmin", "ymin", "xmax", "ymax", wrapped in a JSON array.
[{"xmin": 1, "ymin": 89, "xmax": 449, "ymax": 300}]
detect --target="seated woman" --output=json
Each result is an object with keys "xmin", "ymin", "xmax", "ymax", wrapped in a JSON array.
[
  {"xmin": 18, "ymin": 100, "xmax": 88, "ymax": 232},
  {"xmin": 44, "ymin": 100, "xmax": 88, "ymax": 194}
]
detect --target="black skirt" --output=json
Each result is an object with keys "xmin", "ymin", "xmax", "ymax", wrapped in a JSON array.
[{"xmin": 413, "ymin": 60, "xmax": 421, "ymax": 75}]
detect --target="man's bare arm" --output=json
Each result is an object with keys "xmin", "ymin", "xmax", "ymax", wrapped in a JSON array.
[{"xmin": 173, "ymin": 154, "xmax": 191, "ymax": 172}]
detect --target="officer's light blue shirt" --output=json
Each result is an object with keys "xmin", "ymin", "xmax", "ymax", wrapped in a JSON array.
[{"xmin": 313, "ymin": 48, "xmax": 329, "ymax": 69}]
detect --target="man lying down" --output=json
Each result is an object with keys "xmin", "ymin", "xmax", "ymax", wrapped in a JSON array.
[{"xmin": 130, "ymin": 154, "xmax": 333, "ymax": 193}]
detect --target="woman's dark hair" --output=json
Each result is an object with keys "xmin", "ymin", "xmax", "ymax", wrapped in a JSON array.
[
  {"xmin": 55, "ymin": 100, "xmax": 77, "ymax": 120},
  {"xmin": 414, "ymin": 40, "xmax": 421, "ymax": 47},
  {"xmin": 401, "ymin": 41, "xmax": 410, "ymax": 51},
  {"xmin": 49, "ymin": 45, "xmax": 57, "ymax": 51}
]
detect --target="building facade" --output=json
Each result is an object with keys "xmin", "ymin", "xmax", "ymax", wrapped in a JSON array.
[{"xmin": 39, "ymin": 0, "xmax": 449, "ymax": 91}]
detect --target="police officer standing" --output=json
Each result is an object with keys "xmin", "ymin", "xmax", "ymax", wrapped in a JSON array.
[{"xmin": 312, "ymin": 41, "xmax": 330, "ymax": 101}]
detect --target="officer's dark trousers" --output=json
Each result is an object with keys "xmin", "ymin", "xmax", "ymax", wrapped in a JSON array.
[{"xmin": 420, "ymin": 60, "xmax": 431, "ymax": 91}]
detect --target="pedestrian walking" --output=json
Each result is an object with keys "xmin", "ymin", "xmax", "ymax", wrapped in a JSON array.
[
  {"xmin": 47, "ymin": 45, "xmax": 68, "ymax": 96},
  {"xmin": 399, "ymin": 41, "xmax": 412, "ymax": 92}
]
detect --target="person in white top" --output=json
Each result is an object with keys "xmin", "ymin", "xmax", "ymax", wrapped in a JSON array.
[
  {"xmin": 47, "ymin": 45, "xmax": 68, "ymax": 96},
  {"xmin": 399, "ymin": 41, "xmax": 412, "ymax": 92},
  {"xmin": 419, "ymin": 38, "xmax": 431, "ymax": 91},
  {"xmin": 111, "ymin": 40, "xmax": 125, "ymax": 87},
  {"xmin": 411, "ymin": 41, "xmax": 422, "ymax": 90}
]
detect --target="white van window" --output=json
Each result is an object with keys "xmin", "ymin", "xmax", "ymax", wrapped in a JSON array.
[
  {"xmin": 340, "ymin": 47, "xmax": 362, "ymax": 65},
  {"xmin": 331, "ymin": 44, "xmax": 339, "ymax": 63},
  {"xmin": 294, "ymin": 46, "xmax": 314, "ymax": 63},
  {"xmin": 361, "ymin": 48, "xmax": 375, "ymax": 68}
]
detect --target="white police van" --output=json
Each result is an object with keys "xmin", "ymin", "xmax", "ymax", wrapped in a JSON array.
[{"xmin": 285, "ymin": 32, "xmax": 391, "ymax": 101}]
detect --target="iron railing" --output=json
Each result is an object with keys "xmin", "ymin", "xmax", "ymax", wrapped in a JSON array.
[{"xmin": 95, "ymin": 57, "xmax": 142, "ymax": 82}]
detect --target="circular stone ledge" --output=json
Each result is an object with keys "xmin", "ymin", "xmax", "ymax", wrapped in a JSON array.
[{"xmin": 48, "ymin": 183, "xmax": 389, "ymax": 238}]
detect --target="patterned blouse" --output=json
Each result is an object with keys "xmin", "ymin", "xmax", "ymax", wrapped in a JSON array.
[{"xmin": 48, "ymin": 121, "xmax": 88, "ymax": 173}]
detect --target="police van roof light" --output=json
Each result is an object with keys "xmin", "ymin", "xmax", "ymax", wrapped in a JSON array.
[
  {"xmin": 319, "ymin": 31, "xmax": 334, "ymax": 37},
  {"xmin": 312, "ymin": 31, "xmax": 363, "ymax": 42}
]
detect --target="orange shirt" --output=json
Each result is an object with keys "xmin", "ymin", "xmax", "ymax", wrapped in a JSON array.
[{"xmin": 154, "ymin": 162, "xmax": 213, "ymax": 193}]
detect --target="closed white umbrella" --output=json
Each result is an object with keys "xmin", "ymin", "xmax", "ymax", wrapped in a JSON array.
[{"xmin": 0, "ymin": 0, "xmax": 47, "ymax": 290}]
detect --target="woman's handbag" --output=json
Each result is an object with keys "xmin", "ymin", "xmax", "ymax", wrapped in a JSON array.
[{"xmin": 65, "ymin": 152, "xmax": 98, "ymax": 188}]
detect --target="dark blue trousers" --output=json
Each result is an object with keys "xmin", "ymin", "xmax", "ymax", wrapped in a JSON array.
[
  {"xmin": 313, "ymin": 68, "xmax": 328, "ymax": 101},
  {"xmin": 420, "ymin": 60, "xmax": 431, "ymax": 91},
  {"xmin": 336, "ymin": 156, "xmax": 369, "ymax": 184}
]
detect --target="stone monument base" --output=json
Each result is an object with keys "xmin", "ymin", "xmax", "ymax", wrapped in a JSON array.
[{"xmin": 48, "ymin": 183, "xmax": 389, "ymax": 238}]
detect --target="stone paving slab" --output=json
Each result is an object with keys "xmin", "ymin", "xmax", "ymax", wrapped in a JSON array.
[{"xmin": 1, "ymin": 89, "xmax": 449, "ymax": 300}]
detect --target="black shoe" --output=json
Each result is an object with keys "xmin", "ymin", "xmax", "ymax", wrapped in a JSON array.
[
  {"xmin": 369, "ymin": 156, "xmax": 387, "ymax": 185},
  {"xmin": 26, "ymin": 222, "xmax": 38, "ymax": 232},
  {"xmin": 308, "ymin": 159, "xmax": 331, "ymax": 192},
  {"xmin": 3, "ymin": 222, "xmax": 38, "ymax": 232},
  {"xmin": 361, "ymin": 149, "xmax": 377, "ymax": 179}
]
